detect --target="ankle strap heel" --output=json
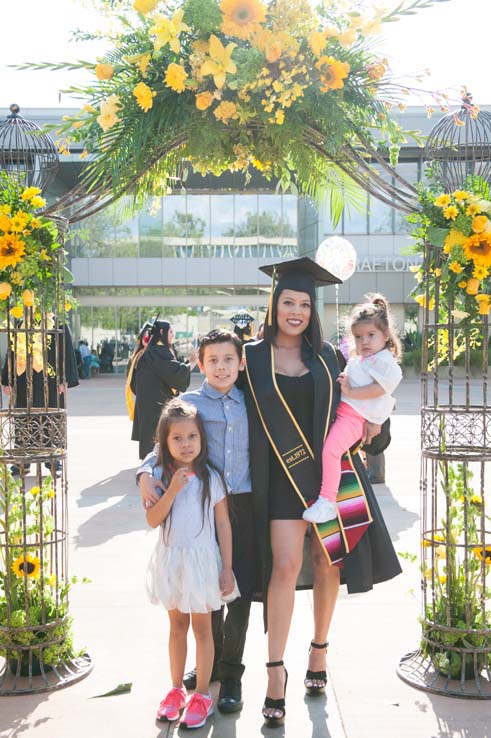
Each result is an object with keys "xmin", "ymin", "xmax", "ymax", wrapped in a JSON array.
[
  {"xmin": 305, "ymin": 642, "xmax": 328, "ymax": 696},
  {"xmin": 263, "ymin": 661, "xmax": 288, "ymax": 726}
]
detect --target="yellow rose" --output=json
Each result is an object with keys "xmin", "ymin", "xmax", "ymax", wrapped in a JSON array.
[
  {"xmin": 0, "ymin": 213, "xmax": 11, "ymax": 232},
  {"xmin": 11, "ymin": 306, "xmax": 23, "ymax": 319},
  {"xmin": 22, "ymin": 289, "xmax": 35, "ymax": 307},
  {"xmin": 476, "ymin": 294, "xmax": 491, "ymax": 315},
  {"xmin": 472, "ymin": 215, "xmax": 488, "ymax": 234},
  {"xmin": 95, "ymin": 63, "xmax": 114, "ymax": 81},
  {"xmin": 195, "ymin": 91, "xmax": 214, "ymax": 111},
  {"xmin": 0, "ymin": 282, "xmax": 12, "ymax": 299},
  {"xmin": 133, "ymin": 0, "xmax": 159, "ymax": 13}
]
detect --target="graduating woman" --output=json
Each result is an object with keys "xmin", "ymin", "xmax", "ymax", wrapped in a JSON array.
[
  {"xmin": 131, "ymin": 320, "xmax": 197, "ymax": 459},
  {"xmin": 243, "ymin": 257, "xmax": 401, "ymax": 726}
]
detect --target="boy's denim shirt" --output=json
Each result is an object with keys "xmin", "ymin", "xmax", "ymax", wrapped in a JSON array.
[{"xmin": 138, "ymin": 379, "xmax": 251, "ymax": 495}]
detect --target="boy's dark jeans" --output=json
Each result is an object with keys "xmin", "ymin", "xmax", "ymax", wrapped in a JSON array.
[{"xmin": 212, "ymin": 597, "xmax": 252, "ymax": 681}]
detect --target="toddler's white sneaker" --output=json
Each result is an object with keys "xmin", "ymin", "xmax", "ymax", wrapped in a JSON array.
[{"xmin": 303, "ymin": 498, "xmax": 338, "ymax": 524}]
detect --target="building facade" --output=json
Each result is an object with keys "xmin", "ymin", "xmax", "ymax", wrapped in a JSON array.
[{"xmin": 1, "ymin": 105, "xmax": 460, "ymax": 370}]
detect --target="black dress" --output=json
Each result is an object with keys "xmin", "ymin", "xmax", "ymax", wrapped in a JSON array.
[
  {"xmin": 269, "ymin": 373, "xmax": 314, "ymax": 520},
  {"xmin": 131, "ymin": 344, "xmax": 191, "ymax": 459}
]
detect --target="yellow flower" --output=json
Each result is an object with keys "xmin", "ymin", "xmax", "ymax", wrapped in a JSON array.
[
  {"xmin": 9, "ymin": 212, "xmax": 29, "ymax": 232},
  {"xmin": 470, "ymin": 494, "xmax": 483, "ymax": 505},
  {"xmin": 435, "ymin": 193, "xmax": 451, "ymax": 207},
  {"xmin": 414, "ymin": 294, "xmax": 435, "ymax": 310},
  {"xmin": 137, "ymin": 53, "xmax": 152, "ymax": 77},
  {"xmin": 0, "ymin": 233, "xmax": 26, "ymax": 269},
  {"xmin": 0, "ymin": 204, "xmax": 11, "ymax": 214},
  {"xmin": 439, "ymin": 574, "xmax": 447, "ymax": 585},
  {"xmin": 65, "ymin": 301, "xmax": 72, "ymax": 312},
  {"xmin": 473, "ymin": 264, "xmax": 488, "ymax": 279},
  {"xmin": 31, "ymin": 195, "xmax": 46, "ymax": 209},
  {"xmin": 367, "ymin": 61, "xmax": 386, "ymax": 81},
  {"xmin": 443, "ymin": 229, "xmax": 466, "ymax": 255},
  {"xmin": 20, "ymin": 186, "xmax": 42, "ymax": 201},
  {"xmin": 472, "ymin": 215, "xmax": 488, "ymax": 233},
  {"xmin": 30, "ymin": 486, "xmax": 41, "ymax": 496},
  {"xmin": 10, "ymin": 271, "xmax": 23, "ymax": 285},
  {"xmin": 458, "ymin": 280, "xmax": 468, "ymax": 288},
  {"xmin": 220, "ymin": 0, "xmax": 266, "ymax": 39},
  {"xmin": 213, "ymin": 100, "xmax": 239, "ymax": 123},
  {"xmin": 150, "ymin": 9, "xmax": 190, "ymax": 54},
  {"xmin": 164, "ymin": 63, "xmax": 188, "ymax": 93},
  {"xmin": 309, "ymin": 30, "xmax": 327, "ymax": 57},
  {"xmin": 466, "ymin": 277, "xmax": 480, "ymax": 295},
  {"xmin": 476, "ymin": 294, "xmax": 491, "ymax": 315},
  {"xmin": 133, "ymin": 82, "xmax": 157, "ymax": 112},
  {"xmin": 466, "ymin": 203, "xmax": 481, "ymax": 216},
  {"xmin": 449, "ymin": 261, "xmax": 464, "ymax": 274},
  {"xmin": 433, "ymin": 533, "xmax": 445, "ymax": 542},
  {"xmin": 0, "ymin": 282, "xmax": 12, "ymax": 299},
  {"xmin": 83, "ymin": 104, "xmax": 97, "ymax": 114},
  {"xmin": 338, "ymin": 28, "xmax": 357, "ymax": 49},
  {"xmin": 443, "ymin": 205, "xmax": 458, "ymax": 220},
  {"xmin": 133, "ymin": 0, "xmax": 158, "ymax": 13},
  {"xmin": 453, "ymin": 190, "xmax": 469, "ymax": 202},
  {"xmin": 315, "ymin": 56, "xmax": 350, "ymax": 92},
  {"xmin": 97, "ymin": 95, "xmax": 122, "ymax": 131},
  {"xmin": 435, "ymin": 545, "xmax": 446, "ymax": 559},
  {"xmin": 22, "ymin": 289, "xmax": 34, "ymax": 307},
  {"xmin": 275, "ymin": 109, "xmax": 285, "ymax": 125},
  {"xmin": 40, "ymin": 248, "xmax": 50, "ymax": 261},
  {"xmin": 201, "ymin": 35, "xmax": 237, "ymax": 89},
  {"xmin": 434, "ymin": 268, "xmax": 442, "ymax": 277},
  {"xmin": 195, "ymin": 91, "xmax": 214, "ymax": 111},
  {"xmin": 10, "ymin": 305, "xmax": 23, "ymax": 319},
  {"xmin": 473, "ymin": 546, "xmax": 491, "ymax": 565},
  {"xmin": 80, "ymin": 149, "xmax": 88, "ymax": 159},
  {"xmin": 12, "ymin": 554, "xmax": 40, "ymax": 579},
  {"xmin": 95, "ymin": 63, "xmax": 114, "ymax": 81},
  {"xmin": 47, "ymin": 489, "xmax": 55, "ymax": 498},
  {"xmin": 46, "ymin": 573, "xmax": 57, "ymax": 587},
  {"xmin": 0, "ymin": 213, "xmax": 12, "ymax": 232},
  {"xmin": 30, "ymin": 218, "xmax": 41, "ymax": 229},
  {"xmin": 464, "ymin": 232, "xmax": 491, "ymax": 267}
]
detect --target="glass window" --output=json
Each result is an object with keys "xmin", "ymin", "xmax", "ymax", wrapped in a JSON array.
[
  {"xmin": 211, "ymin": 194, "xmax": 234, "ymax": 258},
  {"xmin": 368, "ymin": 193, "xmax": 394, "ymax": 234},
  {"xmin": 234, "ymin": 194, "xmax": 258, "ymax": 258},
  {"xmin": 257, "ymin": 194, "xmax": 283, "ymax": 258},
  {"xmin": 394, "ymin": 161, "xmax": 420, "ymax": 233},
  {"xmin": 139, "ymin": 199, "xmax": 163, "ymax": 257},
  {"xmin": 186, "ymin": 194, "xmax": 210, "ymax": 257},
  {"xmin": 163, "ymin": 195, "xmax": 187, "ymax": 257},
  {"xmin": 113, "ymin": 198, "xmax": 138, "ymax": 257},
  {"xmin": 343, "ymin": 193, "xmax": 368, "ymax": 234}
]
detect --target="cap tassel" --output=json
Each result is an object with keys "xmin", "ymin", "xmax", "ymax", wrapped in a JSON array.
[{"xmin": 267, "ymin": 267, "xmax": 276, "ymax": 327}]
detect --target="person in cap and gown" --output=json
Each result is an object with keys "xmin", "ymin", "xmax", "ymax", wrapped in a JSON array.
[
  {"xmin": 125, "ymin": 321, "xmax": 152, "ymax": 423},
  {"xmin": 131, "ymin": 320, "xmax": 198, "ymax": 459},
  {"xmin": 230, "ymin": 312, "xmax": 255, "ymax": 344},
  {"xmin": 243, "ymin": 258, "xmax": 401, "ymax": 726}
]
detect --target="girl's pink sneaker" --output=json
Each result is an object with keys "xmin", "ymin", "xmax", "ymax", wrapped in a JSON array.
[
  {"xmin": 180, "ymin": 691, "xmax": 214, "ymax": 729},
  {"xmin": 156, "ymin": 687, "xmax": 186, "ymax": 722}
]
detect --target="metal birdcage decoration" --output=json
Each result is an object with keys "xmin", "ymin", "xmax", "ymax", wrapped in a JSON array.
[
  {"xmin": 425, "ymin": 94, "xmax": 491, "ymax": 192},
  {"xmin": 398, "ymin": 101, "xmax": 491, "ymax": 698},
  {"xmin": 0, "ymin": 112, "xmax": 91, "ymax": 693},
  {"xmin": 0, "ymin": 105, "xmax": 58, "ymax": 193}
]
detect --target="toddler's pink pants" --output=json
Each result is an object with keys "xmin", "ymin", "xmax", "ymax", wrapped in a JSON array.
[{"xmin": 320, "ymin": 401, "xmax": 365, "ymax": 502}]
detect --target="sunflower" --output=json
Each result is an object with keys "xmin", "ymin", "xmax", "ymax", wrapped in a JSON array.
[
  {"xmin": 12, "ymin": 554, "xmax": 41, "ymax": 579},
  {"xmin": 220, "ymin": 0, "xmax": 266, "ymax": 39},
  {"xmin": 0, "ymin": 232, "xmax": 26, "ymax": 269},
  {"xmin": 464, "ymin": 232, "xmax": 491, "ymax": 267},
  {"xmin": 315, "ymin": 56, "xmax": 350, "ymax": 92},
  {"xmin": 473, "ymin": 546, "xmax": 491, "ymax": 565}
]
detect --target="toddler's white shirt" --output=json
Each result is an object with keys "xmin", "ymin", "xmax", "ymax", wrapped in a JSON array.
[{"xmin": 341, "ymin": 349, "xmax": 402, "ymax": 424}]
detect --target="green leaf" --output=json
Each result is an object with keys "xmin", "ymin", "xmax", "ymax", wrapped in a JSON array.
[
  {"xmin": 90, "ymin": 682, "xmax": 132, "ymax": 698},
  {"xmin": 426, "ymin": 226, "xmax": 448, "ymax": 248}
]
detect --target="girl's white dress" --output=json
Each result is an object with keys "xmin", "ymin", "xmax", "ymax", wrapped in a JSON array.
[{"xmin": 146, "ymin": 467, "xmax": 240, "ymax": 613}]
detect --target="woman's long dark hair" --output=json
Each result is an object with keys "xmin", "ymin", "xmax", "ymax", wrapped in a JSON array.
[
  {"xmin": 147, "ymin": 320, "xmax": 172, "ymax": 351},
  {"xmin": 263, "ymin": 286, "xmax": 323, "ymax": 355},
  {"xmin": 155, "ymin": 398, "xmax": 219, "ymax": 537}
]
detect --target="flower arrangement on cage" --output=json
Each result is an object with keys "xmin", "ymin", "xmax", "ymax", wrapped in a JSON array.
[
  {"xmin": 408, "ymin": 178, "xmax": 491, "ymax": 363},
  {"xmin": 421, "ymin": 463, "xmax": 491, "ymax": 680},
  {"xmin": 0, "ymin": 468, "xmax": 87, "ymax": 674},
  {"xmin": 0, "ymin": 173, "xmax": 74, "ymax": 321},
  {"xmin": 26, "ymin": 0, "xmax": 445, "ymax": 213}
]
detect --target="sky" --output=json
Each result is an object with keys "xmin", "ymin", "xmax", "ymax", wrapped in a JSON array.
[{"xmin": 1, "ymin": 0, "xmax": 490, "ymax": 111}]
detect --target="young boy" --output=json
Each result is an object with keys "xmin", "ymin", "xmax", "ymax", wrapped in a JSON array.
[{"xmin": 138, "ymin": 329, "xmax": 255, "ymax": 716}]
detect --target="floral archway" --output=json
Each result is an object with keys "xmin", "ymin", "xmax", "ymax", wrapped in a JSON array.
[{"xmin": 27, "ymin": 0, "xmax": 450, "ymax": 223}]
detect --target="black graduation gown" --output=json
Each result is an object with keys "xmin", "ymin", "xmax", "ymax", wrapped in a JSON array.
[
  {"xmin": 1, "ymin": 325, "xmax": 79, "ymax": 409},
  {"xmin": 131, "ymin": 344, "xmax": 191, "ymax": 459},
  {"xmin": 244, "ymin": 339, "xmax": 402, "ymax": 610}
]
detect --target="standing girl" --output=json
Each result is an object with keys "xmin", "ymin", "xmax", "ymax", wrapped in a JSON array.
[
  {"xmin": 145, "ymin": 399, "xmax": 237, "ymax": 729},
  {"xmin": 303, "ymin": 293, "xmax": 402, "ymax": 523}
]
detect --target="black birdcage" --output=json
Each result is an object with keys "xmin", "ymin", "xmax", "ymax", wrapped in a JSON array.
[
  {"xmin": 425, "ymin": 94, "xmax": 491, "ymax": 192},
  {"xmin": 0, "ymin": 104, "xmax": 58, "ymax": 193}
]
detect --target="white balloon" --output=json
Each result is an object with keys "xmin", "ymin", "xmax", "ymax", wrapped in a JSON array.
[{"xmin": 316, "ymin": 237, "xmax": 357, "ymax": 282}]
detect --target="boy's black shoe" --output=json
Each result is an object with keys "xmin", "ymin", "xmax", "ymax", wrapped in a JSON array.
[
  {"xmin": 217, "ymin": 679, "xmax": 243, "ymax": 713},
  {"xmin": 183, "ymin": 665, "xmax": 220, "ymax": 691}
]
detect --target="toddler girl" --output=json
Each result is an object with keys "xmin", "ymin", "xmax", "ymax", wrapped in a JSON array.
[
  {"xmin": 146, "ymin": 398, "xmax": 239, "ymax": 728},
  {"xmin": 303, "ymin": 293, "xmax": 402, "ymax": 524}
]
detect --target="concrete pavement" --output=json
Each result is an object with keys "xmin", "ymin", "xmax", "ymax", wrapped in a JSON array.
[{"xmin": 1, "ymin": 375, "xmax": 490, "ymax": 738}]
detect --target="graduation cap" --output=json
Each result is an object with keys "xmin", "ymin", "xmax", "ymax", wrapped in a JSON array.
[
  {"xmin": 230, "ymin": 312, "xmax": 254, "ymax": 330},
  {"xmin": 260, "ymin": 257, "xmax": 342, "ymax": 325}
]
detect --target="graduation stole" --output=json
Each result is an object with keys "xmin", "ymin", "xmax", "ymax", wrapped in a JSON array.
[{"xmin": 245, "ymin": 342, "xmax": 372, "ymax": 566}]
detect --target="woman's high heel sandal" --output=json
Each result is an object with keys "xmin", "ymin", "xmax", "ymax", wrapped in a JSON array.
[
  {"xmin": 304, "ymin": 641, "xmax": 328, "ymax": 696},
  {"xmin": 262, "ymin": 660, "xmax": 288, "ymax": 727}
]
